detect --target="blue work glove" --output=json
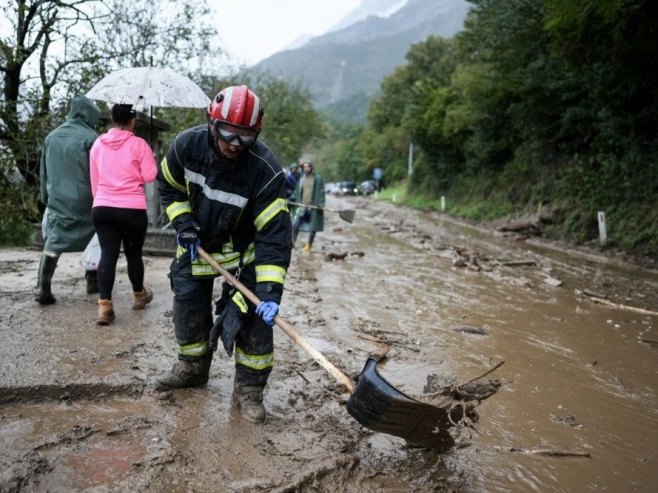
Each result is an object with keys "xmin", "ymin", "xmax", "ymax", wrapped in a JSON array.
[
  {"xmin": 255, "ymin": 301, "xmax": 279, "ymax": 326},
  {"xmin": 176, "ymin": 229, "xmax": 200, "ymax": 261}
]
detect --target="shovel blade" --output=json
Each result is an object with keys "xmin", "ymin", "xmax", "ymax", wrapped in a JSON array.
[
  {"xmin": 346, "ymin": 357, "xmax": 454, "ymax": 451},
  {"xmin": 338, "ymin": 209, "xmax": 356, "ymax": 223}
]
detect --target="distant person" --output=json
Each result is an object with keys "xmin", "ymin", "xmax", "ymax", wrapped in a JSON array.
[
  {"xmin": 36, "ymin": 94, "xmax": 101, "ymax": 304},
  {"xmin": 155, "ymin": 85, "xmax": 292, "ymax": 425},
  {"xmin": 284, "ymin": 163, "xmax": 300, "ymax": 199},
  {"xmin": 90, "ymin": 104, "xmax": 158, "ymax": 325},
  {"xmin": 291, "ymin": 161, "xmax": 325, "ymax": 252}
]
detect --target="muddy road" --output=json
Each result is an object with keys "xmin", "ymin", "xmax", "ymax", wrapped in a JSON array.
[{"xmin": 1, "ymin": 196, "xmax": 657, "ymax": 492}]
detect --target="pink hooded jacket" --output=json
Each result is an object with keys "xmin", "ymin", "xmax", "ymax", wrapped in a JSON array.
[{"xmin": 90, "ymin": 128, "xmax": 158, "ymax": 209}]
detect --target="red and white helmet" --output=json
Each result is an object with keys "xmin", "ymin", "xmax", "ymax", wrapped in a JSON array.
[{"xmin": 207, "ymin": 85, "xmax": 264, "ymax": 132}]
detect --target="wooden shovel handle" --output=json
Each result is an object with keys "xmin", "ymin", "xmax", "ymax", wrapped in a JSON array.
[
  {"xmin": 197, "ymin": 247, "xmax": 355, "ymax": 393},
  {"xmin": 287, "ymin": 201, "xmax": 337, "ymax": 213}
]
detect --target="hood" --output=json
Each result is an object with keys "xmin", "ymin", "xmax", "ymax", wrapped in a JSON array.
[
  {"xmin": 99, "ymin": 128, "xmax": 133, "ymax": 150},
  {"xmin": 68, "ymin": 94, "xmax": 101, "ymax": 129}
]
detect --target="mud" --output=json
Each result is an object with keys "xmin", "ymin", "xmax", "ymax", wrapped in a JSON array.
[{"xmin": 1, "ymin": 196, "xmax": 657, "ymax": 492}]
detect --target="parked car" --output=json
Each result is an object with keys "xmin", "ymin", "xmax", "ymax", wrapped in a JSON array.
[
  {"xmin": 336, "ymin": 181, "xmax": 358, "ymax": 196},
  {"xmin": 325, "ymin": 182, "xmax": 340, "ymax": 194},
  {"xmin": 358, "ymin": 180, "xmax": 377, "ymax": 195}
]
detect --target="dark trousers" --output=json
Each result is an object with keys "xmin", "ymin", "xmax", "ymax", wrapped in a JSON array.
[
  {"xmin": 92, "ymin": 206, "xmax": 148, "ymax": 300},
  {"xmin": 170, "ymin": 255, "xmax": 273, "ymax": 387},
  {"xmin": 292, "ymin": 211, "xmax": 316, "ymax": 246}
]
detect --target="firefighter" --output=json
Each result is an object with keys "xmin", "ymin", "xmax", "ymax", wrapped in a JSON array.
[{"xmin": 155, "ymin": 85, "xmax": 292, "ymax": 424}]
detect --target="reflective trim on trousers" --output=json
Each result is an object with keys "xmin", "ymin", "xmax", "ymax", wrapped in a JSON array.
[
  {"xmin": 235, "ymin": 346, "xmax": 274, "ymax": 371},
  {"xmin": 179, "ymin": 340, "xmax": 209, "ymax": 358}
]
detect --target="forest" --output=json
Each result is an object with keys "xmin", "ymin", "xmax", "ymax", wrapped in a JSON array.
[
  {"xmin": 317, "ymin": 0, "xmax": 658, "ymax": 256},
  {"xmin": 1, "ymin": 0, "xmax": 657, "ymax": 256}
]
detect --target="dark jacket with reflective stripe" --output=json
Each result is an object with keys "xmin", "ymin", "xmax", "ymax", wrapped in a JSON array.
[{"xmin": 158, "ymin": 124, "xmax": 292, "ymax": 302}]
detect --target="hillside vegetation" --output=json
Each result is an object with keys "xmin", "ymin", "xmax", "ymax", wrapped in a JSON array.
[{"xmin": 317, "ymin": 0, "xmax": 658, "ymax": 258}]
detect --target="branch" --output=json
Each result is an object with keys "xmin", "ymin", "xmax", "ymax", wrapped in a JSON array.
[
  {"xmin": 464, "ymin": 360, "xmax": 505, "ymax": 386},
  {"xmin": 496, "ymin": 446, "xmax": 591, "ymax": 457}
]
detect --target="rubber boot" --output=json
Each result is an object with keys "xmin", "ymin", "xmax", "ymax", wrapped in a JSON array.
[
  {"xmin": 97, "ymin": 299, "xmax": 115, "ymax": 326},
  {"xmin": 85, "ymin": 270, "xmax": 99, "ymax": 294},
  {"xmin": 35, "ymin": 254, "xmax": 58, "ymax": 305},
  {"xmin": 132, "ymin": 286, "xmax": 153, "ymax": 310},
  {"xmin": 302, "ymin": 243, "xmax": 312, "ymax": 253},
  {"xmin": 233, "ymin": 381, "xmax": 267, "ymax": 424},
  {"xmin": 155, "ymin": 354, "xmax": 212, "ymax": 391}
]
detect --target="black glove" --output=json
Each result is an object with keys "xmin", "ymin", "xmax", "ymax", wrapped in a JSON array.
[{"xmin": 210, "ymin": 285, "xmax": 247, "ymax": 357}]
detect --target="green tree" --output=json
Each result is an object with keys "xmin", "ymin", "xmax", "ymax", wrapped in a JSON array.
[{"xmin": 0, "ymin": 0, "xmax": 219, "ymax": 242}]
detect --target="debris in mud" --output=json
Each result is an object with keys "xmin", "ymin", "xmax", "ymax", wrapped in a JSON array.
[
  {"xmin": 451, "ymin": 247, "xmax": 488, "ymax": 271},
  {"xmin": 106, "ymin": 416, "xmax": 158, "ymax": 436},
  {"xmin": 496, "ymin": 216, "xmax": 544, "ymax": 237},
  {"xmin": 356, "ymin": 328, "xmax": 421, "ymax": 353},
  {"xmin": 550, "ymin": 412, "xmax": 583, "ymax": 429},
  {"xmin": 577, "ymin": 290, "xmax": 658, "ymax": 316},
  {"xmin": 325, "ymin": 251, "xmax": 348, "ymax": 261},
  {"xmin": 1, "ymin": 451, "xmax": 53, "ymax": 492},
  {"xmin": 417, "ymin": 361, "xmax": 504, "ymax": 450},
  {"xmin": 542, "ymin": 275, "xmax": 563, "ymax": 287},
  {"xmin": 499, "ymin": 259, "xmax": 537, "ymax": 267},
  {"xmin": 495, "ymin": 446, "xmax": 591, "ymax": 457},
  {"xmin": 582, "ymin": 289, "xmax": 607, "ymax": 299},
  {"xmin": 33, "ymin": 424, "xmax": 100, "ymax": 450},
  {"xmin": 453, "ymin": 325, "xmax": 488, "ymax": 336}
]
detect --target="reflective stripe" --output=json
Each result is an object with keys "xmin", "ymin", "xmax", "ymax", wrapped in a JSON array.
[
  {"xmin": 189, "ymin": 245, "xmax": 256, "ymax": 276},
  {"xmin": 185, "ymin": 169, "xmax": 248, "ymax": 208},
  {"xmin": 231, "ymin": 292, "xmax": 248, "ymax": 313},
  {"xmin": 256, "ymin": 264, "xmax": 286, "ymax": 284},
  {"xmin": 235, "ymin": 346, "xmax": 274, "ymax": 370},
  {"xmin": 254, "ymin": 198, "xmax": 289, "ymax": 232},
  {"xmin": 179, "ymin": 340, "xmax": 208, "ymax": 357},
  {"xmin": 166, "ymin": 201, "xmax": 192, "ymax": 222},
  {"xmin": 161, "ymin": 157, "xmax": 186, "ymax": 193}
]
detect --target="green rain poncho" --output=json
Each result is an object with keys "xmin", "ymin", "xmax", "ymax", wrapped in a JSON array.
[{"xmin": 40, "ymin": 94, "xmax": 100, "ymax": 252}]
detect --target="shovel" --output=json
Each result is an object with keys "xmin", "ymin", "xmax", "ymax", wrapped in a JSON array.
[
  {"xmin": 197, "ymin": 247, "xmax": 453, "ymax": 450},
  {"xmin": 288, "ymin": 201, "xmax": 355, "ymax": 223}
]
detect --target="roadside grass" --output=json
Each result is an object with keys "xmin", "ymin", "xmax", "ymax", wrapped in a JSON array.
[{"xmin": 375, "ymin": 178, "xmax": 657, "ymax": 259}]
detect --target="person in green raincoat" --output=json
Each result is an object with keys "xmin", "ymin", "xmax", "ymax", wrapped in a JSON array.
[
  {"xmin": 36, "ymin": 94, "xmax": 101, "ymax": 304},
  {"xmin": 291, "ymin": 160, "xmax": 325, "ymax": 252}
]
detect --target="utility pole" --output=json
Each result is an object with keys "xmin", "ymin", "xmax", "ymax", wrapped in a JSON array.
[{"xmin": 408, "ymin": 143, "xmax": 413, "ymax": 176}]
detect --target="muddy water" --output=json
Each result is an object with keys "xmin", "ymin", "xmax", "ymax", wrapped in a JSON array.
[
  {"xmin": 1, "ymin": 196, "xmax": 657, "ymax": 492},
  {"xmin": 316, "ymin": 198, "xmax": 658, "ymax": 492}
]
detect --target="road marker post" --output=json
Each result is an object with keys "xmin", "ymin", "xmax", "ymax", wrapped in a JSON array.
[{"xmin": 597, "ymin": 211, "xmax": 607, "ymax": 246}]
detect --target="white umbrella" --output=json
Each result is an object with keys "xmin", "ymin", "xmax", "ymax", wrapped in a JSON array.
[{"xmin": 85, "ymin": 66, "xmax": 210, "ymax": 108}]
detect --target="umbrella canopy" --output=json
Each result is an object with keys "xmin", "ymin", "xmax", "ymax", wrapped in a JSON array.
[{"xmin": 86, "ymin": 67, "xmax": 210, "ymax": 108}]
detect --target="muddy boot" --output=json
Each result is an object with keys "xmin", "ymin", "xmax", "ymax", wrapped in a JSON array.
[
  {"xmin": 155, "ymin": 354, "xmax": 212, "ymax": 391},
  {"xmin": 35, "ymin": 254, "xmax": 58, "ymax": 305},
  {"xmin": 85, "ymin": 270, "xmax": 99, "ymax": 294},
  {"xmin": 132, "ymin": 286, "xmax": 153, "ymax": 310},
  {"xmin": 97, "ymin": 299, "xmax": 115, "ymax": 326},
  {"xmin": 233, "ymin": 382, "xmax": 267, "ymax": 424}
]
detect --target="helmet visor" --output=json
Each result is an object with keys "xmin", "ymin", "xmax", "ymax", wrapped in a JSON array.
[{"xmin": 214, "ymin": 122, "xmax": 259, "ymax": 147}]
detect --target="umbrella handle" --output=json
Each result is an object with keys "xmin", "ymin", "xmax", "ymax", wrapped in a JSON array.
[{"xmin": 197, "ymin": 247, "xmax": 355, "ymax": 393}]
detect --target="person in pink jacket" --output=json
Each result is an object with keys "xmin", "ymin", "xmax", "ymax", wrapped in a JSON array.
[{"xmin": 90, "ymin": 104, "xmax": 158, "ymax": 325}]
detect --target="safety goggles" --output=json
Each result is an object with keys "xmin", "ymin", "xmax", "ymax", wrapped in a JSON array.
[{"xmin": 215, "ymin": 123, "xmax": 259, "ymax": 147}]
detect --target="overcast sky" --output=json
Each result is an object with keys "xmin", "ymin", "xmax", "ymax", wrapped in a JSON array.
[{"xmin": 212, "ymin": 0, "xmax": 362, "ymax": 66}]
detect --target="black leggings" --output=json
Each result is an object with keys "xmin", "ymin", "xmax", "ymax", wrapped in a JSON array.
[{"xmin": 92, "ymin": 206, "xmax": 148, "ymax": 300}]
